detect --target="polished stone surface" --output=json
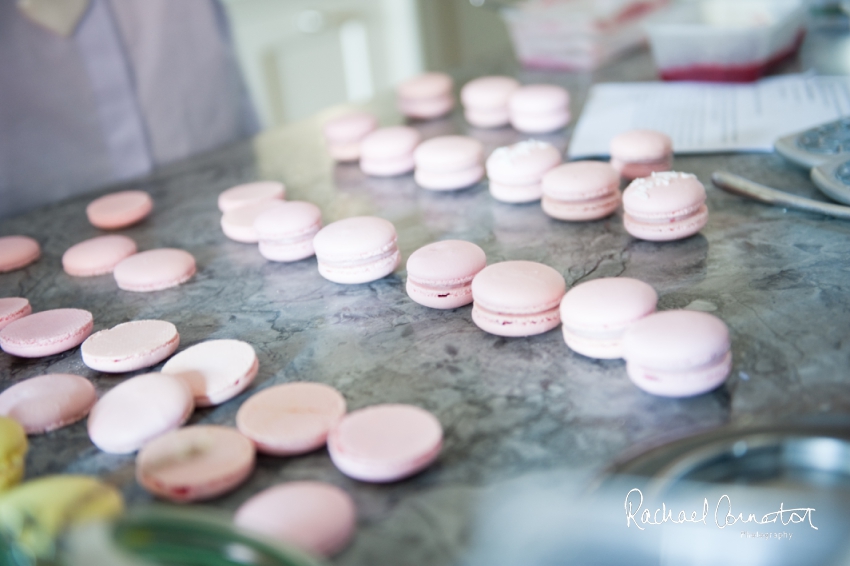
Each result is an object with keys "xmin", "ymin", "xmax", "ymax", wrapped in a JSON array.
[{"xmin": 2, "ymin": 45, "xmax": 850, "ymax": 565}]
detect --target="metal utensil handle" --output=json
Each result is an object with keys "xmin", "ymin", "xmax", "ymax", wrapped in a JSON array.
[{"xmin": 711, "ymin": 171, "xmax": 850, "ymax": 220}]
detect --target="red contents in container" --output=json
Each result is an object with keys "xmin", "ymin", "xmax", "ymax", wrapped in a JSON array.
[{"xmin": 660, "ymin": 29, "xmax": 805, "ymax": 82}]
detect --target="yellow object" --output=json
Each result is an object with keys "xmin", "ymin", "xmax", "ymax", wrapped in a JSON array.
[
  {"xmin": 0, "ymin": 417, "xmax": 27, "ymax": 492},
  {"xmin": 0, "ymin": 475, "xmax": 124, "ymax": 560}
]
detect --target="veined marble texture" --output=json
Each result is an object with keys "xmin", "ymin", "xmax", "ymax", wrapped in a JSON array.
[{"xmin": 2, "ymin": 50, "xmax": 850, "ymax": 565}]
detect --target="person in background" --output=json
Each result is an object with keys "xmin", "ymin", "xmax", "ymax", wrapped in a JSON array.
[{"xmin": 0, "ymin": 0, "xmax": 258, "ymax": 218}]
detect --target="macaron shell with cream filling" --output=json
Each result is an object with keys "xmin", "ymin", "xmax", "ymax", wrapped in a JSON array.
[
  {"xmin": 136, "ymin": 425, "xmax": 256, "ymax": 502},
  {"xmin": 622, "ymin": 310, "xmax": 732, "ymax": 397},
  {"xmin": 221, "ymin": 201, "xmax": 287, "ymax": 243},
  {"xmin": 360, "ymin": 127, "xmax": 422, "ymax": 177},
  {"xmin": 622, "ymin": 172, "xmax": 708, "ymax": 242},
  {"xmin": 87, "ymin": 372, "xmax": 194, "ymax": 454},
  {"xmin": 471, "ymin": 261, "xmax": 566, "ymax": 337},
  {"xmin": 509, "ymin": 84, "xmax": 571, "ymax": 133},
  {"xmin": 397, "ymin": 73, "xmax": 454, "ymax": 119},
  {"xmin": 81, "ymin": 320, "xmax": 179, "ymax": 373},
  {"xmin": 234, "ymin": 482, "xmax": 356, "ymax": 557},
  {"xmin": 414, "ymin": 136, "xmax": 484, "ymax": 190},
  {"xmin": 610, "ymin": 129, "xmax": 672, "ymax": 163},
  {"xmin": 406, "ymin": 240, "xmax": 486, "ymax": 309},
  {"xmin": 0, "ymin": 374, "xmax": 96, "ymax": 435},
  {"xmin": 461, "ymin": 76, "xmax": 520, "ymax": 128},
  {"xmin": 113, "ymin": 249, "xmax": 196, "ymax": 292},
  {"xmin": 560, "ymin": 277, "xmax": 658, "ymax": 359},
  {"xmin": 486, "ymin": 140, "xmax": 562, "ymax": 187},
  {"xmin": 313, "ymin": 217, "xmax": 400, "ymax": 284},
  {"xmin": 0, "ymin": 309, "xmax": 93, "ymax": 358},
  {"xmin": 62, "ymin": 235, "xmax": 138, "ymax": 277},
  {"xmin": 255, "ymin": 201, "xmax": 323, "ymax": 262},
  {"xmin": 86, "ymin": 191, "xmax": 153, "ymax": 230},
  {"xmin": 0, "ymin": 237, "xmax": 41, "ymax": 273},
  {"xmin": 0, "ymin": 299, "xmax": 32, "ymax": 331}
]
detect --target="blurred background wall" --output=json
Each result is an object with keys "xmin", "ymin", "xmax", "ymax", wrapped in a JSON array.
[{"xmin": 221, "ymin": 0, "xmax": 514, "ymax": 128}]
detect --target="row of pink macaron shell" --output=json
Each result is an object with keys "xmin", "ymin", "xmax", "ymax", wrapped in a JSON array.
[
  {"xmin": 407, "ymin": 245, "xmax": 732, "ymax": 399},
  {"xmin": 212, "ymin": 178, "xmax": 729, "ymax": 399},
  {"xmin": 392, "ymin": 72, "xmax": 571, "ymax": 131},
  {"xmin": 321, "ymin": 110, "xmax": 698, "ymax": 242},
  {"xmin": 0, "ymin": 189, "xmax": 201, "ymax": 295},
  {"xmin": 0, "ymin": 318, "xmax": 442, "ymax": 558}
]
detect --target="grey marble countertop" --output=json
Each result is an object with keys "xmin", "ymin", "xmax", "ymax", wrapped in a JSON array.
[{"xmin": 2, "ymin": 41, "xmax": 850, "ymax": 565}]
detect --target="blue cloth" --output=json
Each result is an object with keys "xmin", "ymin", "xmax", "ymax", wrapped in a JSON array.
[{"xmin": 0, "ymin": 0, "xmax": 258, "ymax": 218}]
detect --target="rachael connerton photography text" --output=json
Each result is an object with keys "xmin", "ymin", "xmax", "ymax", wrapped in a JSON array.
[{"xmin": 624, "ymin": 488, "xmax": 818, "ymax": 531}]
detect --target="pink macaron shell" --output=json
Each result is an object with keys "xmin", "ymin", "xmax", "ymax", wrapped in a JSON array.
[
  {"xmin": 236, "ymin": 382, "xmax": 346, "ymax": 456},
  {"xmin": 235, "ymin": 482, "xmax": 356, "ymax": 557},
  {"xmin": 0, "ymin": 374, "xmax": 96, "ymax": 435},
  {"xmin": 360, "ymin": 155, "xmax": 416, "ymax": 177},
  {"xmin": 254, "ymin": 201, "xmax": 323, "ymax": 242},
  {"xmin": 313, "ymin": 217, "xmax": 401, "ymax": 285},
  {"xmin": 486, "ymin": 140, "xmax": 562, "ymax": 187},
  {"xmin": 542, "ymin": 193, "xmax": 621, "ymax": 221},
  {"xmin": 255, "ymin": 201, "xmax": 322, "ymax": 260},
  {"xmin": 398, "ymin": 95, "xmax": 455, "ymax": 120},
  {"xmin": 610, "ymin": 129, "xmax": 673, "ymax": 163},
  {"xmin": 86, "ymin": 190, "xmax": 153, "ymax": 230},
  {"xmin": 510, "ymin": 110, "xmax": 571, "ymax": 134},
  {"xmin": 328, "ymin": 404, "xmax": 442, "ymax": 483},
  {"xmin": 611, "ymin": 157, "xmax": 673, "ymax": 180},
  {"xmin": 622, "ymin": 310, "xmax": 732, "ymax": 397},
  {"xmin": 541, "ymin": 161, "xmax": 619, "ymax": 201},
  {"xmin": 360, "ymin": 127, "xmax": 421, "ymax": 176},
  {"xmin": 87, "ymin": 372, "xmax": 194, "ymax": 454},
  {"xmin": 509, "ymin": 84, "xmax": 570, "ymax": 113},
  {"xmin": 62, "ymin": 235, "xmax": 138, "ymax": 277},
  {"xmin": 360, "ymin": 126, "xmax": 422, "ymax": 161},
  {"xmin": 488, "ymin": 181, "xmax": 544, "ymax": 204},
  {"xmin": 461, "ymin": 76, "xmax": 521, "ymax": 109},
  {"xmin": 471, "ymin": 261, "xmax": 566, "ymax": 337},
  {"xmin": 464, "ymin": 107, "xmax": 511, "ymax": 129},
  {"xmin": 136, "ymin": 425, "xmax": 256, "ymax": 502},
  {"xmin": 161, "ymin": 339, "xmax": 258, "ymax": 407},
  {"xmin": 0, "ymin": 309, "xmax": 93, "ymax": 358},
  {"xmin": 414, "ymin": 136, "xmax": 484, "ymax": 173},
  {"xmin": 406, "ymin": 240, "xmax": 486, "ymax": 310},
  {"xmin": 258, "ymin": 240, "xmax": 316, "ymax": 263},
  {"xmin": 397, "ymin": 72, "xmax": 453, "ymax": 101},
  {"xmin": 0, "ymin": 298, "xmax": 32, "ymax": 331},
  {"xmin": 221, "ymin": 201, "xmax": 287, "ymax": 243},
  {"xmin": 81, "ymin": 320, "xmax": 179, "ymax": 373},
  {"xmin": 113, "ymin": 248, "xmax": 196, "ymax": 292},
  {"xmin": 323, "ymin": 112, "xmax": 379, "ymax": 145},
  {"xmin": 415, "ymin": 165, "xmax": 485, "ymax": 191},
  {"xmin": 0, "ymin": 236, "xmax": 41, "ymax": 273},
  {"xmin": 560, "ymin": 277, "xmax": 657, "ymax": 359},
  {"xmin": 217, "ymin": 182, "xmax": 286, "ymax": 213}
]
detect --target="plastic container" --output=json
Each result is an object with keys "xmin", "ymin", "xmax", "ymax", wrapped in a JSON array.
[
  {"xmin": 645, "ymin": 0, "xmax": 806, "ymax": 82},
  {"xmin": 500, "ymin": 0, "xmax": 670, "ymax": 71}
]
